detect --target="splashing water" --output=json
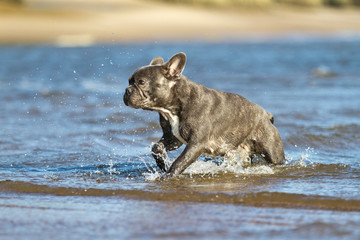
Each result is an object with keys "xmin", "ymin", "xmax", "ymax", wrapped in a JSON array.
[
  {"xmin": 141, "ymin": 145, "xmax": 322, "ymax": 181},
  {"xmin": 143, "ymin": 146, "xmax": 279, "ymax": 181},
  {"xmin": 286, "ymin": 147, "xmax": 316, "ymax": 168}
]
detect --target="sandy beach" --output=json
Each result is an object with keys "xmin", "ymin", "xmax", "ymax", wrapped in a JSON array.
[{"xmin": 1, "ymin": 0, "xmax": 360, "ymax": 45}]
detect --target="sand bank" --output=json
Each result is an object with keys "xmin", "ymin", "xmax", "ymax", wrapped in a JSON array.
[{"xmin": 1, "ymin": 0, "xmax": 360, "ymax": 45}]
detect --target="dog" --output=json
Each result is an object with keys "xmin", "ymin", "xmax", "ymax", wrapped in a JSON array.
[{"xmin": 123, "ymin": 52, "xmax": 285, "ymax": 178}]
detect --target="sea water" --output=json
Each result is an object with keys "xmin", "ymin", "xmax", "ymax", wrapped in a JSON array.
[{"xmin": 1, "ymin": 37, "xmax": 360, "ymax": 239}]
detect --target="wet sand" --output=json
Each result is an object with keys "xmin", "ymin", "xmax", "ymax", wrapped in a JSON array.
[{"xmin": 1, "ymin": 0, "xmax": 360, "ymax": 45}]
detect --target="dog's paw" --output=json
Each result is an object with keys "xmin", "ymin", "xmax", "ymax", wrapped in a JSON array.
[{"xmin": 160, "ymin": 172, "xmax": 176, "ymax": 180}]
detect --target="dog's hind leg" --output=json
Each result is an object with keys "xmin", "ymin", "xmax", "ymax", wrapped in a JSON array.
[
  {"xmin": 251, "ymin": 141, "xmax": 284, "ymax": 165},
  {"xmin": 248, "ymin": 120, "xmax": 285, "ymax": 165},
  {"xmin": 253, "ymin": 130, "xmax": 285, "ymax": 165}
]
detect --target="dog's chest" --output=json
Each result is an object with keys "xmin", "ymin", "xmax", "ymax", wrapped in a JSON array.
[
  {"xmin": 167, "ymin": 114, "xmax": 187, "ymax": 145},
  {"xmin": 154, "ymin": 108, "xmax": 187, "ymax": 145}
]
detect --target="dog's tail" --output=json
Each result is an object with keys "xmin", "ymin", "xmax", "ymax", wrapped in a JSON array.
[{"xmin": 267, "ymin": 112, "xmax": 274, "ymax": 124}]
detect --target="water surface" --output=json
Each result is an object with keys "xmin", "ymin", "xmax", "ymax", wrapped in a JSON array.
[{"xmin": 1, "ymin": 37, "xmax": 360, "ymax": 239}]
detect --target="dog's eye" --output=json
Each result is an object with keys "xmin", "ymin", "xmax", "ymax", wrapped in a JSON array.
[{"xmin": 138, "ymin": 80, "xmax": 146, "ymax": 85}]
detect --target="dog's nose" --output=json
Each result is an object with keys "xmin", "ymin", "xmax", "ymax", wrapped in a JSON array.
[
  {"xmin": 123, "ymin": 87, "xmax": 132, "ymax": 106},
  {"xmin": 125, "ymin": 87, "xmax": 132, "ymax": 96}
]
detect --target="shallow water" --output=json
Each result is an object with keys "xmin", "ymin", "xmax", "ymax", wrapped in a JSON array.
[{"xmin": 1, "ymin": 37, "xmax": 360, "ymax": 239}]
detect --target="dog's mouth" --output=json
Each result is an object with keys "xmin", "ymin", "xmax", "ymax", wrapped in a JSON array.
[
  {"xmin": 124, "ymin": 85, "xmax": 151, "ymax": 108},
  {"xmin": 136, "ymin": 85, "xmax": 149, "ymax": 101}
]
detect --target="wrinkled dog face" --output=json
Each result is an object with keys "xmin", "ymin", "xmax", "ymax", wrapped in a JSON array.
[
  {"xmin": 123, "ymin": 55, "xmax": 186, "ymax": 110},
  {"xmin": 123, "ymin": 66, "xmax": 164, "ymax": 109}
]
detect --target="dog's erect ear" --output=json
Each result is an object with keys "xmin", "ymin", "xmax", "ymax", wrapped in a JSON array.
[
  {"xmin": 150, "ymin": 56, "xmax": 164, "ymax": 66},
  {"xmin": 162, "ymin": 52, "xmax": 186, "ymax": 79}
]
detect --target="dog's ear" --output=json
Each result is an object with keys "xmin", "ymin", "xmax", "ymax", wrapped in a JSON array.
[
  {"xmin": 150, "ymin": 56, "xmax": 164, "ymax": 66},
  {"xmin": 162, "ymin": 52, "xmax": 186, "ymax": 79}
]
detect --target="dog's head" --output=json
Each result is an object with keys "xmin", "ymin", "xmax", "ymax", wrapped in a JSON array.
[{"xmin": 123, "ymin": 52, "xmax": 186, "ymax": 110}]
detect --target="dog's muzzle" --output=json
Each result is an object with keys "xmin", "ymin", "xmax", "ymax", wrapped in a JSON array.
[
  {"xmin": 125, "ymin": 87, "xmax": 133, "ymax": 96},
  {"xmin": 123, "ymin": 87, "xmax": 133, "ymax": 106}
]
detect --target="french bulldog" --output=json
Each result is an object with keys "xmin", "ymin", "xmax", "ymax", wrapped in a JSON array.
[{"xmin": 123, "ymin": 52, "xmax": 285, "ymax": 178}]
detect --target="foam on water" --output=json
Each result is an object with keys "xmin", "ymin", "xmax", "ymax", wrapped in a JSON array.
[
  {"xmin": 142, "ymin": 146, "xmax": 321, "ymax": 181},
  {"xmin": 285, "ymin": 147, "xmax": 316, "ymax": 167},
  {"xmin": 143, "ymin": 147, "xmax": 277, "ymax": 181}
]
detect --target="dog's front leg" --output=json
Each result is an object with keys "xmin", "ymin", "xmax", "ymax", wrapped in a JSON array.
[
  {"xmin": 152, "ymin": 113, "xmax": 183, "ymax": 172},
  {"xmin": 152, "ymin": 138, "xmax": 182, "ymax": 172},
  {"xmin": 165, "ymin": 144, "xmax": 203, "ymax": 177},
  {"xmin": 152, "ymin": 141, "xmax": 167, "ymax": 172}
]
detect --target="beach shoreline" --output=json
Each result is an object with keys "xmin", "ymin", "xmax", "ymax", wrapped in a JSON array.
[{"xmin": 1, "ymin": 0, "xmax": 360, "ymax": 46}]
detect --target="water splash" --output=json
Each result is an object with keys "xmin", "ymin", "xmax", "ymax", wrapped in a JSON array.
[
  {"xmin": 286, "ymin": 147, "xmax": 316, "ymax": 168},
  {"xmin": 143, "ymin": 147, "xmax": 275, "ymax": 181}
]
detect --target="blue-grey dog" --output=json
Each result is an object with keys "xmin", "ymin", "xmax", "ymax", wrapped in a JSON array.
[{"xmin": 124, "ymin": 52, "xmax": 285, "ymax": 178}]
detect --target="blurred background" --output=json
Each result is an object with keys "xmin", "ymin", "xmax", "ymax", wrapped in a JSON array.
[{"xmin": 1, "ymin": 0, "xmax": 360, "ymax": 46}]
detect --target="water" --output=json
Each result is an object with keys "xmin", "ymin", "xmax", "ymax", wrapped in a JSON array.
[{"xmin": 1, "ymin": 37, "xmax": 360, "ymax": 239}]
